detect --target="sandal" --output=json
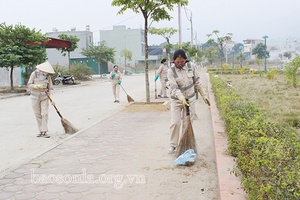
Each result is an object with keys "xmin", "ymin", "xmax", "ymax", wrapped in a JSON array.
[
  {"xmin": 37, "ymin": 132, "xmax": 43, "ymax": 137},
  {"xmin": 41, "ymin": 132, "xmax": 50, "ymax": 138}
]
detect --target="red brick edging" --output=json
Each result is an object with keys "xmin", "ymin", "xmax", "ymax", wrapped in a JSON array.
[{"xmin": 207, "ymin": 74, "xmax": 247, "ymax": 200}]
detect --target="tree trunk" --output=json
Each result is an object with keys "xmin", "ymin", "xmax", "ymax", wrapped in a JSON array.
[
  {"xmin": 144, "ymin": 17, "xmax": 150, "ymax": 103},
  {"xmin": 98, "ymin": 60, "xmax": 101, "ymax": 75},
  {"xmin": 10, "ymin": 66, "xmax": 14, "ymax": 90},
  {"xmin": 167, "ymin": 38, "xmax": 171, "ymax": 67},
  {"xmin": 125, "ymin": 56, "xmax": 127, "ymax": 74}
]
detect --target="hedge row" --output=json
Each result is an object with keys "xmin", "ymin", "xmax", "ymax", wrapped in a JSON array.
[{"xmin": 210, "ymin": 74, "xmax": 300, "ymax": 200}]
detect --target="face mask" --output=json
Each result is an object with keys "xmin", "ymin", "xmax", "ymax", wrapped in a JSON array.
[
  {"xmin": 114, "ymin": 68, "xmax": 118, "ymax": 72},
  {"xmin": 174, "ymin": 63, "xmax": 185, "ymax": 69}
]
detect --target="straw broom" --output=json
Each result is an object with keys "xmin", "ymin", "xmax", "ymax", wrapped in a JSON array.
[
  {"xmin": 175, "ymin": 101, "xmax": 197, "ymax": 157},
  {"xmin": 45, "ymin": 91, "xmax": 78, "ymax": 134},
  {"xmin": 155, "ymin": 71, "xmax": 157, "ymax": 99},
  {"xmin": 120, "ymin": 85, "xmax": 135, "ymax": 103}
]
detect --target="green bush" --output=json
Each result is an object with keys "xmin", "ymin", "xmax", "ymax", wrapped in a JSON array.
[
  {"xmin": 70, "ymin": 63, "xmax": 93, "ymax": 81},
  {"xmin": 284, "ymin": 55, "xmax": 300, "ymax": 87},
  {"xmin": 210, "ymin": 74, "xmax": 300, "ymax": 199},
  {"xmin": 266, "ymin": 69, "xmax": 277, "ymax": 80},
  {"xmin": 50, "ymin": 63, "xmax": 93, "ymax": 82},
  {"xmin": 50, "ymin": 64, "xmax": 69, "ymax": 82}
]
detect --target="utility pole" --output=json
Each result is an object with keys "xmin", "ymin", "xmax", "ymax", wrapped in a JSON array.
[
  {"xmin": 124, "ymin": 35, "xmax": 126, "ymax": 74},
  {"xmin": 195, "ymin": 32, "xmax": 198, "ymax": 50},
  {"xmin": 178, "ymin": 3, "xmax": 182, "ymax": 47},
  {"xmin": 190, "ymin": 12, "xmax": 193, "ymax": 47}
]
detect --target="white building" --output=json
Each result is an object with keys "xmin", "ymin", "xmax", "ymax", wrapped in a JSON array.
[
  {"xmin": 243, "ymin": 38, "xmax": 264, "ymax": 59},
  {"xmin": 46, "ymin": 26, "xmax": 93, "ymax": 67},
  {"xmin": 100, "ymin": 25, "xmax": 158, "ymax": 70}
]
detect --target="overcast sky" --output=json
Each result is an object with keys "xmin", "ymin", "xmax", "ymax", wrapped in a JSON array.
[{"xmin": 1, "ymin": 0, "xmax": 300, "ymax": 46}]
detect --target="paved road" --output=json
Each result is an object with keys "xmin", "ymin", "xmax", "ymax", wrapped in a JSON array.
[
  {"xmin": 0, "ymin": 70, "xmax": 222, "ymax": 199},
  {"xmin": 0, "ymin": 73, "xmax": 147, "ymax": 175}
]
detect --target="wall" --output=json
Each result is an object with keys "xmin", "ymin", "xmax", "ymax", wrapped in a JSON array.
[
  {"xmin": 0, "ymin": 67, "xmax": 22, "ymax": 87},
  {"xmin": 100, "ymin": 25, "xmax": 158, "ymax": 70},
  {"xmin": 70, "ymin": 58, "xmax": 108, "ymax": 75},
  {"xmin": 46, "ymin": 30, "xmax": 93, "ymax": 67}
]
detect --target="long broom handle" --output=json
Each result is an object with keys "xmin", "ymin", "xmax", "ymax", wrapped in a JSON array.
[
  {"xmin": 45, "ymin": 91, "xmax": 63, "ymax": 119},
  {"xmin": 185, "ymin": 99, "xmax": 190, "ymax": 116},
  {"xmin": 155, "ymin": 71, "xmax": 157, "ymax": 99},
  {"xmin": 120, "ymin": 84, "xmax": 129, "ymax": 95}
]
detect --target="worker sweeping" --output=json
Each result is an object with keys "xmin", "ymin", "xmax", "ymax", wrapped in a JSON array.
[
  {"xmin": 154, "ymin": 58, "xmax": 168, "ymax": 98},
  {"xmin": 167, "ymin": 49, "xmax": 210, "ymax": 154},
  {"xmin": 27, "ymin": 61, "xmax": 55, "ymax": 138},
  {"xmin": 110, "ymin": 65, "xmax": 122, "ymax": 103}
]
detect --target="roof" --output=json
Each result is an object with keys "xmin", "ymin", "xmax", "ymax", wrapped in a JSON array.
[
  {"xmin": 43, "ymin": 37, "xmax": 71, "ymax": 48},
  {"xmin": 26, "ymin": 37, "xmax": 71, "ymax": 48}
]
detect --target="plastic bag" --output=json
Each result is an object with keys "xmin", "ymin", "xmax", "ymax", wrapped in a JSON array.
[{"xmin": 174, "ymin": 149, "xmax": 196, "ymax": 166}]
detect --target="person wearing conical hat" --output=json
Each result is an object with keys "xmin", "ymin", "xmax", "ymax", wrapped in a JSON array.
[{"xmin": 27, "ymin": 61, "xmax": 55, "ymax": 138}]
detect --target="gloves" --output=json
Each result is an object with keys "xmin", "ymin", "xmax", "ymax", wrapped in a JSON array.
[
  {"xmin": 198, "ymin": 88, "xmax": 210, "ymax": 106},
  {"xmin": 111, "ymin": 73, "xmax": 115, "ymax": 78},
  {"xmin": 118, "ymin": 80, "xmax": 122, "ymax": 85},
  {"xmin": 32, "ymin": 83, "xmax": 47, "ymax": 89},
  {"xmin": 154, "ymin": 75, "xmax": 159, "ymax": 82},
  {"xmin": 32, "ymin": 85, "xmax": 39, "ymax": 89},
  {"xmin": 177, "ymin": 93, "xmax": 190, "ymax": 107}
]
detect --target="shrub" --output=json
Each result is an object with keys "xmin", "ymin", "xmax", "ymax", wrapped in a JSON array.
[
  {"xmin": 210, "ymin": 74, "xmax": 300, "ymax": 199},
  {"xmin": 284, "ymin": 55, "xmax": 300, "ymax": 87},
  {"xmin": 222, "ymin": 63, "xmax": 231, "ymax": 70},
  {"xmin": 266, "ymin": 69, "xmax": 277, "ymax": 80},
  {"xmin": 70, "ymin": 63, "xmax": 93, "ymax": 80},
  {"xmin": 50, "ymin": 64, "xmax": 69, "ymax": 82},
  {"xmin": 239, "ymin": 66, "xmax": 248, "ymax": 74}
]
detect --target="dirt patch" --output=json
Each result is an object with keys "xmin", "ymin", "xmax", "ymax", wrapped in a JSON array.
[{"xmin": 124, "ymin": 101, "xmax": 170, "ymax": 112}]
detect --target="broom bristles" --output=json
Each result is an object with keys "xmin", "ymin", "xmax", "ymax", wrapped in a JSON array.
[
  {"xmin": 61, "ymin": 118, "xmax": 78, "ymax": 134},
  {"xmin": 175, "ymin": 118, "xmax": 197, "ymax": 157},
  {"xmin": 127, "ymin": 95, "xmax": 135, "ymax": 103}
]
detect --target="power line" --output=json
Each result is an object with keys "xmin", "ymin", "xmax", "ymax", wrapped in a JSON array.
[{"xmin": 98, "ymin": 14, "xmax": 140, "ymax": 30}]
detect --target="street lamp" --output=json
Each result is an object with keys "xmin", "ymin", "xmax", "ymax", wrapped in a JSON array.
[
  {"xmin": 231, "ymin": 50, "xmax": 235, "ymax": 69},
  {"xmin": 262, "ymin": 35, "xmax": 269, "ymax": 74}
]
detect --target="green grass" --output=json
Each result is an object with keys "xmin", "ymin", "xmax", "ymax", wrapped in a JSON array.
[{"xmin": 219, "ymin": 73, "xmax": 300, "ymax": 134}]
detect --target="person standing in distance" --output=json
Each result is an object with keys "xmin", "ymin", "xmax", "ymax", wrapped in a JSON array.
[
  {"xmin": 110, "ymin": 65, "xmax": 122, "ymax": 103},
  {"xmin": 27, "ymin": 61, "xmax": 55, "ymax": 138},
  {"xmin": 155, "ymin": 58, "xmax": 169, "ymax": 98},
  {"xmin": 167, "ymin": 49, "xmax": 210, "ymax": 154}
]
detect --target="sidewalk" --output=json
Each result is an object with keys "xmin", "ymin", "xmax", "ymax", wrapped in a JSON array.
[{"xmin": 0, "ymin": 70, "xmax": 246, "ymax": 200}]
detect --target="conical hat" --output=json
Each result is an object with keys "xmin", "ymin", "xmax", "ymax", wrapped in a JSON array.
[{"xmin": 36, "ymin": 61, "xmax": 55, "ymax": 74}]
